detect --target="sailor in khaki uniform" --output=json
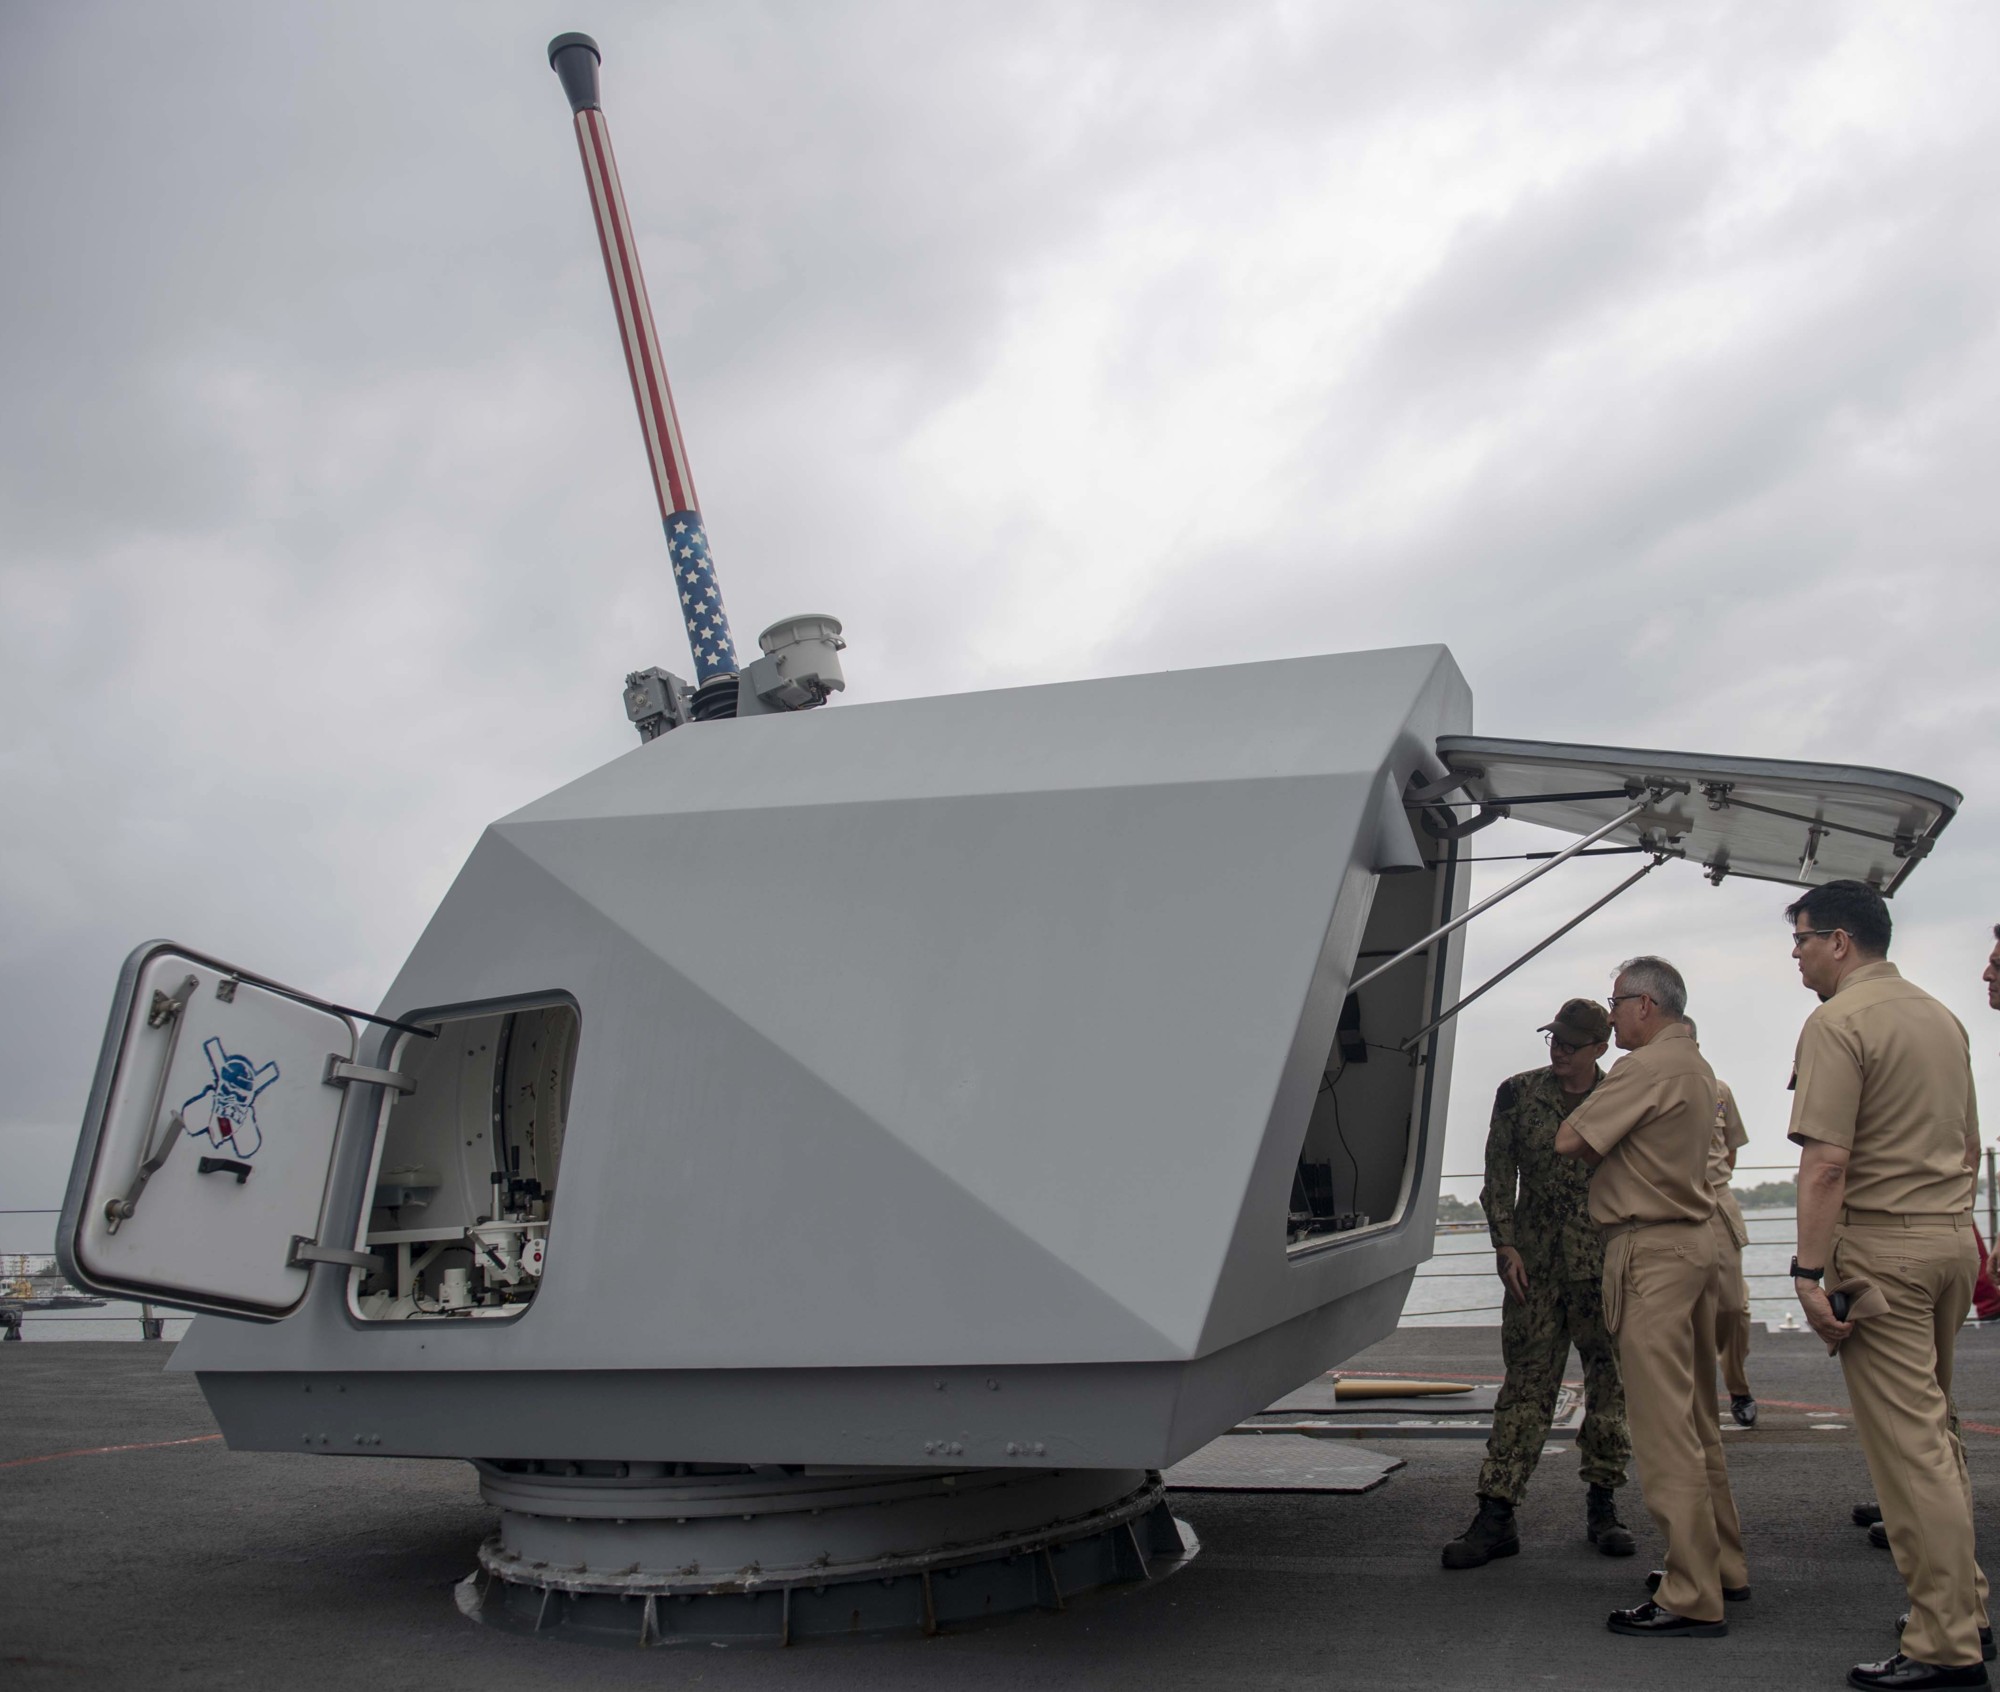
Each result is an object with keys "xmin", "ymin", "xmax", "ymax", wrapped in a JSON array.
[
  {"xmin": 1711, "ymin": 1076, "xmax": 1757, "ymax": 1421},
  {"xmin": 1686, "ymin": 1016, "xmax": 1757, "ymax": 1420},
  {"xmin": 1556, "ymin": 955, "xmax": 1746, "ymax": 1637},
  {"xmin": 1786, "ymin": 880, "xmax": 1990, "ymax": 1691}
]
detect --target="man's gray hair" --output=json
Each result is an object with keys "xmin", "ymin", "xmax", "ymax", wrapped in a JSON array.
[{"xmin": 1616, "ymin": 955, "xmax": 1688, "ymax": 1018}]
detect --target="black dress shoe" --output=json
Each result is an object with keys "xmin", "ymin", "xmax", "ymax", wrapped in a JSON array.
[
  {"xmin": 1646, "ymin": 1568, "xmax": 1751, "ymax": 1602},
  {"xmin": 1872, "ymin": 1521, "xmax": 1893, "ymax": 1550},
  {"xmin": 1848, "ymin": 1653, "xmax": 1991, "ymax": 1689},
  {"xmin": 1897, "ymin": 1613, "xmax": 1997, "ymax": 1662},
  {"xmin": 1730, "ymin": 1394, "xmax": 1758, "ymax": 1427},
  {"xmin": 1608, "ymin": 1600, "xmax": 1727, "ymax": 1637},
  {"xmin": 1857, "ymin": 1501, "xmax": 1886, "ymax": 1526}
]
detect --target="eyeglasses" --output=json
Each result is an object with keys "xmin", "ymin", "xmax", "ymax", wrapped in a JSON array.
[
  {"xmin": 1605, "ymin": 993, "xmax": 1649, "ymax": 1010},
  {"xmin": 1790, "ymin": 928, "xmax": 1843, "ymax": 950},
  {"xmin": 1544, "ymin": 1033, "xmax": 1582, "ymax": 1056}
]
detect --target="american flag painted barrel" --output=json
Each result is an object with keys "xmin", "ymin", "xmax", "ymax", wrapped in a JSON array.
[{"xmin": 549, "ymin": 33, "xmax": 738, "ymax": 686}]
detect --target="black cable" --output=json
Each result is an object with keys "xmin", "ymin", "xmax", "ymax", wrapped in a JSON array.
[
  {"xmin": 1330, "ymin": 1092, "xmax": 1360, "ymax": 1213},
  {"xmin": 1318, "ymin": 1062, "xmax": 1362, "ymax": 1214}
]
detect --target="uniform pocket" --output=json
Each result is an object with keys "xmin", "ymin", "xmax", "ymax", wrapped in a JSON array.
[{"xmin": 1602, "ymin": 1232, "xmax": 1634, "ymax": 1336}]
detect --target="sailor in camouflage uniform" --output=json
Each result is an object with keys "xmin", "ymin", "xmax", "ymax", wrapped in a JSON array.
[{"xmin": 1443, "ymin": 998, "xmax": 1636, "ymax": 1568}]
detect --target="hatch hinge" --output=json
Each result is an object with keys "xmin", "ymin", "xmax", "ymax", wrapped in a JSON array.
[
  {"xmin": 323, "ymin": 1056, "xmax": 416, "ymax": 1094},
  {"xmin": 1404, "ymin": 767, "xmax": 1482, "ymax": 807},
  {"xmin": 288, "ymin": 1236, "xmax": 383, "ymax": 1272},
  {"xmin": 1418, "ymin": 802, "xmax": 1510, "ymax": 839}
]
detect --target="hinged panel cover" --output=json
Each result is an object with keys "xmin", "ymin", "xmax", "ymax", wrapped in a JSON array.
[
  {"xmin": 60, "ymin": 943, "xmax": 357, "ymax": 1319},
  {"xmin": 1435, "ymin": 736, "xmax": 1959, "ymax": 892}
]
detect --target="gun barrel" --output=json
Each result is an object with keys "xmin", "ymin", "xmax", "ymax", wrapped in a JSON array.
[{"xmin": 549, "ymin": 32, "xmax": 739, "ymax": 686}]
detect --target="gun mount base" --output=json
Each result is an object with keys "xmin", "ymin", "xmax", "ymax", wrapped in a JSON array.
[{"xmin": 456, "ymin": 1460, "xmax": 1194, "ymax": 1646}]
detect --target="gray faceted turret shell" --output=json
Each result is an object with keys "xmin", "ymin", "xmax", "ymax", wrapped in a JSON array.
[{"xmin": 176, "ymin": 645, "xmax": 1471, "ymax": 1468}]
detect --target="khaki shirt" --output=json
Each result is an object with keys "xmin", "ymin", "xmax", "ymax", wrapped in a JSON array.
[
  {"xmin": 1708, "ymin": 1080, "xmax": 1749, "ymax": 1248},
  {"xmin": 1564, "ymin": 1023, "xmax": 1720, "ymax": 1229},
  {"xmin": 1786, "ymin": 960, "xmax": 1978, "ymax": 1215}
]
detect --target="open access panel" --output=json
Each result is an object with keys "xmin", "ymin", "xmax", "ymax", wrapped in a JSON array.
[{"xmin": 59, "ymin": 941, "xmax": 578, "ymax": 1325}]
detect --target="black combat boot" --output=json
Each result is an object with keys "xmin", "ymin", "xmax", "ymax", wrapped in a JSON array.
[
  {"xmin": 1442, "ymin": 1496, "xmax": 1519, "ymax": 1569},
  {"xmin": 1588, "ymin": 1483, "xmax": 1637, "ymax": 1557}
]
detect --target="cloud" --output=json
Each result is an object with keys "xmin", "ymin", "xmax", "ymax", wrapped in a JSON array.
[{"xmin": 3, "ymin": 0, "xmax": 1998, "ymax": 1245}]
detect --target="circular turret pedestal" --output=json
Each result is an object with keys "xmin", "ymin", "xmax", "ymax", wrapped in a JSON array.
[{"xmin": 455, "ymin": 1459, "xmax": 1195, "ymax": 1646}]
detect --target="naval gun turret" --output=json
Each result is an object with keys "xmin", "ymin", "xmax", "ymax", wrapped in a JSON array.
[{"xmin": 55, "ymin": 33, "xmax": 1963, "ymax": 1649}]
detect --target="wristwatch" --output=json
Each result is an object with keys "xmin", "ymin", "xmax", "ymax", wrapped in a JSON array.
[{"xmin": 1789, "ymin": 1257, "xmax": 1825, "ymax": 1283}]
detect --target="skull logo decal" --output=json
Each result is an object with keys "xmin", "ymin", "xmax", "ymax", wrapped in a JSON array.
[{"xmin": 182, "ymin": 1037, "xmax": 280, "ymax": 1158}]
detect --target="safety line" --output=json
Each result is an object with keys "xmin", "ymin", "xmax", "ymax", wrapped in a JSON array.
[{"xmin": 0, "ymin": 1432, "xmax": 222, "ymax": 1470}]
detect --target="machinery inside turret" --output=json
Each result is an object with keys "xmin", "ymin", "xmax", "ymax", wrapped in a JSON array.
[{"xmin": 350, "ymin": 999, "xmax": 578, "ymax": 1320}]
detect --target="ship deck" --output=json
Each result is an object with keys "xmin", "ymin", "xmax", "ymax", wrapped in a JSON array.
[{"xmin": 8, "ymin": 1324, "xmax": 2000, "ymax": 1690}]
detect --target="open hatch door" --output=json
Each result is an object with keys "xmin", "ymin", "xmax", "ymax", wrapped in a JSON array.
[
  {"xmin": 1352, "ymin": 737, "xmax": 1960, "ymax": 1051},
  {"xmin": 1432, "ymin": 736, "xmax": 1958, "ymax": 891},
  {"xmin": 58, "ymin": 941, "xmax": 399, "ymax": 1321}
]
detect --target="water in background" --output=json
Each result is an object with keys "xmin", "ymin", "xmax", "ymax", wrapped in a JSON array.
[
  {"xmin": 1404, "ymin": 1207, "xmax": 1807, "ymax": 1326},
  {"xmin": 11, "ymin": 1299, "xmax": 195, "ymax": 1342}
]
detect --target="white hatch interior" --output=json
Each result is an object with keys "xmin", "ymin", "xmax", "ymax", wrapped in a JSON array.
[{"xmin": 348, "ymin": 1000, "xmax": 579, "ymax": 1322}]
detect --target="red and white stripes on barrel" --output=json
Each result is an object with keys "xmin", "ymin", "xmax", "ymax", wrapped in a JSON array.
[
  {"xmin": 567, "ymin": 99, "xmax": 739, "ymax": 681},
  {"xmin": 551, "ymin": 33, "xmax": 738, "ymax": 684},
  {"xmin": 570, "ymin": 106, "xmax": 700, "ymax": 520}
]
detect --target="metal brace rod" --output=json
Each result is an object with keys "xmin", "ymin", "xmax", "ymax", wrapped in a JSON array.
[
  {"xmin": 1701, "ymin": 784, "xmax": 1911, "ymax": 849},
  {"xmin": 105, "ymin": 974, "xmax": 200, "ymax": 1234},
  {"xmin": 1348, "ymin": 799, "xmax": 1651, "ymax": 997},
  {"xmin": 1398, "ymin": 854, "xmax": 1670, "ymax": 1052},
  {"xmin": 221, "ymin": 968, "xmax": 440, "ymax": 1041},
  {"xmin": 1468, "ymin": 788, "xmax": 1640, "ymax": 806},
  {"xmin": 1427, "ymin": 846, "xmax": 1653, "ymax": 866}
]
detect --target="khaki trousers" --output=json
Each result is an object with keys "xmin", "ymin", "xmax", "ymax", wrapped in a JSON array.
[
  {"xmin": 1708, "ymin": 1207, "xmax": 1753, "ymax": 1400},
  {"xmin": 1833, "ymin": 1215, "xmax": 1988, "ymax": 1668},
  {"xmin": 1604, "ymin": 1219, "xmax": 1746, "ymax": 1622}
]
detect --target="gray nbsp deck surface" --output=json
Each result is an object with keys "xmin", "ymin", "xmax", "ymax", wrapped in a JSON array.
[{"xmin": 11, "ymin": 1324, "xmax": 2000, "ymax": 1691}]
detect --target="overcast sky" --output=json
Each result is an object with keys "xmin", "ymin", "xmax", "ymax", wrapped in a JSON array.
[{"xmin": 4, "ymin": 1, "xmax": 1998, "ymax": 1251}]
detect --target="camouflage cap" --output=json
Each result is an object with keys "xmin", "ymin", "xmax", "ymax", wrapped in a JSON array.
[{"xmin": 1539, "ymin": 997, "xmax": 1611, "ymax": 1047}]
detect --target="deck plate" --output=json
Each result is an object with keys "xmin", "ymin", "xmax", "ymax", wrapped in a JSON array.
[{"xmin": 1165, "ymin": 1434, "xmax": 1403, "ymax": 1493}]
